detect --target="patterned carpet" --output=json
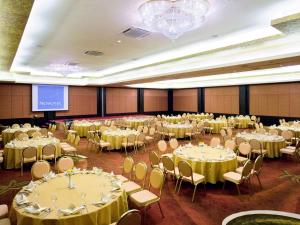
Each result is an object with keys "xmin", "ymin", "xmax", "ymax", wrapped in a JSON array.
[{"xmin": 0, "ymin": 129, "xmax": 300, "ymax": 225}]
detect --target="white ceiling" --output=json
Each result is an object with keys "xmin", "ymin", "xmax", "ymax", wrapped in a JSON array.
[{"xmin": 7, "ymin": 0, "xmax": 300, "ymax": 87}]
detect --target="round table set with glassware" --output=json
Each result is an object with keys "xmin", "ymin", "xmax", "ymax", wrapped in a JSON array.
[
  {"xmin": 73, "ymin": 121, "xmax": 103, "ymax": 137},
  {"xmin": 10, "ymin": 168, "xmax": 128, "ymax": 225},
  {"xmin": 163, "ymin": 123, "xmax": 193, "ymax": 139},
  {"xmin": 173, "ymin": 143, "xmax": 237, "ymax": 184},
  {"xmin": 3, "ymin": 137, "xmax": 61, "ymax": 169},
  {"xmin": 124, "ymin": 118, "xmax": 147, "ymax": 129},
  {"xmin": 203, "ymin": 119, "xmax": 228, "ymax": 134},
  {"xmin": 235, "ymin": 132, "xmax": 286, "ymax": 158},
  {"xmin": 269, "ymin": 125, "xmax": 300, "ymax": 138},
  {"xmin": 2, "ymin": 127, "xmax": 41, "ymax": 145},
  {"xmin": 101, "ymin": 129, "xmax": 140, "ymax": 150},
  {"xmin": 235, "ymin": 116, "xmax": 252, "ymax": 129}
]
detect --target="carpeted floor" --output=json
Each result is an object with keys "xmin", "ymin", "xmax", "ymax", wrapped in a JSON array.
[{"xmin": 1, "ymin": 129, "xmax": 300, "ymax": 225}]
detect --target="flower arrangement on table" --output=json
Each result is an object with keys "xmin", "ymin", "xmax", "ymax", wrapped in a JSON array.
[{"xmin": 65, "ymin": 168, "xmax": 75, "ymax": 189}]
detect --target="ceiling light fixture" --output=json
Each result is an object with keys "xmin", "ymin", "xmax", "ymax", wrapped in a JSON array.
[
  {"xmin": 138, "ymin": 0, "xmax": 210, "ymax": 39},
  {"xmin": 46, "ymin": 63, "xmax": 82, "ymax": 76}
]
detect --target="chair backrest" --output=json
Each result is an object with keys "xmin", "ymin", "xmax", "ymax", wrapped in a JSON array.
[
  {"xmin": 269, "ymin": 129, "xmax": 278, "ymax": 135},
  {"xmin": 31, "ymin": 160, "xmax": 50, "ymax": 180},
  {"xmin": 14, "ymin": 131, "xmax": 24, "ymax": 139},
  {"xmin": 249, "ymin": 139, "xmax": 261, "ymax": 150},
  {"xmin": 259, "ymin": 122, "xmax": 264, "ymax": 128},
  {"xmin": 116, "ymin": 209, "xmax": 142, "ymax": 225},
  {"xmin": 94, "ymin": 133, "xmax": 100, "ymax": 142},
  {"xmin": 254, "ymin": 123, "xmax": 260, "ymax": 130},
  {"xmin": 12, "ymin": 124, "xmax": 20, "ymax": 129},
  {"xmin": 89, "ymin": 125, "xmax": 96, "ymax": 131},
  {"xmin": 137, "ymin": 133, "xmax": 145, "ymax": 142},
  {"xmin": 149, "ymin": 151, "xmax": 160, "ymax": 168},
  {"xmin": 204, "ymin": 121, "xmax": 210, "ymax": 127},
  {"xmin": 23, "ymin": 123, "xmax": 31, "ymax": 128},
  {"xmin": 57, "ymin": 156, "xmax": 74, "ymax": 173},
  {"xmin": 258, "ymin": 128, "xmax": 266, "ymax": 134},
  {"xmin": 236, "ymin": 136, "xmax": 246, "ymax": 146},
  {"xmin": 127, "ymin": 134, "xmax": 136, "ymax": 144},
  {"xmin": 142, "ymin": 127, "xmax": 148, "ymax": 134},
  {"xmin": 241, "ymin": 160, "xmax": 253, "ymax": 178},
  {"xmin": 158, "ymin": 140, "xmax": 167, "ymax": 153},
  {"xmin": 253, "ymin": 155, "xmax": 263, "ymax": 174},
  {"xmin": 149, "ymin": 127, "xmax": 156, "ymax": 136},
  {"xmin": 169, "ymin": 138, "xmax": 178, "ymax": 150},
  {"xmin": 178, "ymin": 160, "xmax": 193, "ymax": 182},
  {"xmin": 220, "ymin": 129, "xmax": 226, "ymax": 137},
  {"xmin": 74, "ymin": 135, "xmax": 80, "ymax": 146},
  {"xmin": 161, "ymin": 156, "xmax": 175, "ymax": 172},
  {"xmin": 70, "ymin": 134, "xmax": 76, "ymax": 144},
  {"xmin": 40, "ymin": 128, "xmax": 48, "ymax": 137},
  {"xmin": 227, "ymin": 128, "xmax": 233, "ymax": 137},
  {"xmin": 123, "ymin": 156, "xmax": 134, "ymax": 174},
  {"xmin": 32, "ymin": 131, "xmax": 42, "ymax": 139},
  {"xmin": 210, "ymin": 137, "xmax": 221, "ymax": 147},
  {"xmin": 22, "ymin": 147, "xmax": 37, "ymax": 159},
  {"xmin": 42, "ymin": 144, "xmax": 56, "ymax": 157},
  {"xmin": 281, "ymin": 130, "xmax": 293, "ymax": 140},
  {"xmin": 238, "ymin": 142, "xmax": 251, "ymax": 156},
  {"xmin": 149, "ymin": 168, "xmax": 164, "ymax": 196},
  {"xmin": 134, "ymin": 162, "xmax": 147, "ymax": 186},
  {"xmin": 251, "ymin": 115, "xmax": 256, "ymax": 121},
  {"xmin": 225, "ymin": 139, "xmax": 236, "ymax": 150},
  {"xmin": 17, "ymin": 132, "xmax": 29, "ymax": 141}
]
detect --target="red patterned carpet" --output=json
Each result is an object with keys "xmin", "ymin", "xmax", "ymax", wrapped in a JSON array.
[{"xmin": 1, "ymin": 130, "xmax": 300, "ymax": 225}]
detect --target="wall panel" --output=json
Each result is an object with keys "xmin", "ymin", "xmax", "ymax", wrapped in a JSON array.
[
  {"xmin": 144, "ymin": 89, "xmax": 168, "ymax": 112},
  {"xmin": 249, "ymin": 83, "xmax": 300, "ymax": 117},
  {"xmin": 106, "ymin": 88, "xmax": 138, "ymax": 114},
  {"xmin": 173, "ymin": 89, "xmax": 198, "ymax": 112},
  {"xmin": 205, "ymin": 86, "xmax": 239, "ymax": 114}
]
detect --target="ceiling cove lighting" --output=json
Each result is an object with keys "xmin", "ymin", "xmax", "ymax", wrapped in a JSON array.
[{"xmin": 138, "ymin": 0, "xmax": 210, "ymax": 39}]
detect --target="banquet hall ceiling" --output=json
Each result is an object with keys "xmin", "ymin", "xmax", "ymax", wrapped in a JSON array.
[{"xmin": 1, "ymin": 0, "xmax": 300, "ymax": 87}]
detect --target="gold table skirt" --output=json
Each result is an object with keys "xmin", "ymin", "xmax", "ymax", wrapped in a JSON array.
[
  {"xmin": 263, "ymin": 141, "xmax": 286, "ymax": 158},
  {"xmin": 4, "ymin": 143, "xmax": 61, "ymax": 169},
  {"xmin": 11, "ymin": 174, "xmax": 128, "ymax": 225},
  {"xmin": 167, "ymin": 127, "xmax": 191, "ymax": 139},
  {"xmin": 101, "ymin": 134, "xmax": 129, "ymax": 150},
  {"xmin": 173, "ymin": 155, "xmax": 237, "ymax": 184},
  {"xmin": 237, "ymin": 119, "xmax": 251, "ymax": 129},
  {"xmin": 127, "ymin": 121, "xmax": 144, "ymax": 129},
  {"xmin": 74, "ymin": 125, "xmax": 101, "ymax": 137},
  {"xmin": 210, "ymin": 122, "xmax": 227, "ymax": 134}
]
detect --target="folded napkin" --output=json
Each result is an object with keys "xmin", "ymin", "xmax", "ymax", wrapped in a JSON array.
[
  {"xmin": 15, "ymin": 194, "xmax": 29, "ymax": 205},
  {"xmin": 59, "ymin": 204, "xmax": 85, "ymax": 216},
  {"xmin": 43, "ymin": 171, "xmax": 56, "ymax": 181},
  {"xmin": 73, "ymin": 167, "xmax": 81, "ymax": 174},
  {"xmin": 93, "ymin": 194, "xmax": 112, "ymax": 206},
  {"xmin": 24, "ymin": 203, "xmax": 48, "ymax": 215},
  {"xmin": 111, "ymin": 181, "xmax": 122, "ymax": 191},
  {"xmin": 23, "ymin": 181, "xmax": 36, "ymax": 192}
]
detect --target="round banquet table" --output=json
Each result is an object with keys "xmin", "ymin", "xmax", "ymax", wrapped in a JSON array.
[
  {"xmin": 101, "ymin": 130, "xmax": 139, "ymax": 150},
  {"xmin": 2, "ymin": 127, "xmax": 41, "ymax": 145},
  {"xmin": 236, "ymin": 117, "xmax": 251, "ymax": 129},
  {"xmin": 207, "ymin": 120, "xmax": 228, "ymax": 134},
  {"xmin": 163, "ymin": 116, "xmax": 182, "ymax": 124},
  {"xmin": 173, "ymin": 145, "xmax": 237, "ymax": 184},
  {"xmin": 164, "ymin": 124, "xmax": 193, "ymax": 138},
  {"xmin": 73, "ymin": 123, "xmax": 102, "ymax": 137},
  {"xmin": 273, "ymin": 126, "xmax": 300, "ymax": 139},
  {"xmin": 236, "ymin": 133, "xmax": 286, "ymax": 158},
  {"xmin": 3, "ymin": 137, "xmax": 61, "ymax": 169},
  {"xmin": 125, "ymin": 119, "xmax": 146, "ymax": 129},
  {"xmin": 188, "ymin": 114, "xmax": 210, "ymax": 121},
  {"xmin": 11, "ymin": 173, "xmax": 128, "ymax": 225}
]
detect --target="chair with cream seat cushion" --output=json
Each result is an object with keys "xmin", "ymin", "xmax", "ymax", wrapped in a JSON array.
[
  {"xmin": 236, "ymin": 142, "xmax": 251, "ymax": 165},
  {"xmin": 117, "ymin": 156, "xmax": 134, "ymax": 183},
  {"xmin": 176, "ymin": 160, "xmax": 205, "ymax": 202},
  {"xmin": 161, "ymin": 156, "xmax": 179, "ymax": 181},
  {"xmin": 129, "ymin": 168, "xmax": 165, "ymax": 219},
  {"xmin": 280, "ymin": 140, "xmax": 300, "ymax": 161},
  {"xmin": 184, "ymin": 127, "xmax": 195, "ymax": 140},
  {"xmin": 163, "ymin": 127, "xmax": 175, "ymax": 140},
  {"xmin": 62, "ymin": 135, "xmax": 80, "ymax": 156},
  {"xmin": 21, "ymin": 147, "xmax": 38, "ymax": 175},
  {"xmin": 109, "ymin": 209, "xmax": 141, "ymax": 225},
  {"xmin": 225, "ymin": 139, "xmax": 236, "ymax": 151},
  {"xmin": 149, "ymin": 151, "xmax": 164, "ymax": 170},
  {"xmin": 169, "ymin": 138, "xmax": 178, "ymax": 151},
  {"xmin": 42, "ymin": 144, "xmax": 57, "ymax": 164},
  {"xmin": 31, "ymin": 131, "xmax": 42, "ymax": 139},
  {"xmin": 121, "ymin": 134, "xmax": 136, "ymax": 155},
  {"xmin": 11, "ymin": 124, "xmax": 20, "ymax": 129},
  {"xmin": 122, "ymin": 162, "xmax": 147, "ymax": 195},
  {"xmin": 57, "ymin": 156, "xmax": 74, "ymax": 173},
  {"xmin": 223, "ymin": 160, "xmax": 253, "ymax": 195},
  {"xmin": 209, "ymin": 137, "xmax": 221, "ymax": 148},
  {"xmin": 249, "ymin": 139, "xmax": 267, "ymax": 158},
  {"xmin": 157, "ymin": 140, "xmax": 172, "ymax": 158},
  {"xmin": 31, "ymin": 160, "xmax": 51, "ymax": 180},
  {"xmin": 269, "ymin": 129, "xmax": 279, "ymax": 135},
  {"xmin": 23, "ymin": 123, "xmax": 31, "ymax": 128},
  {"xmin": 257, "ymin": 128, "xmax": 266, "ymax": 134},
  {"xmin": 145, "ymin": 127, "xmax": 155, "ymax": 143},
  {"xmin": 16, "ymin": 132, "xmax": 28, "ymax": 141},
  {"xmin": 281, "ymin": 130, "xmax": 294, "ymax": 146},
  {"xmin": 203, "ymin": 121, "xmax": 213, "ymax": 135},
  {"xmin": 135, "ymin": 134, "xmax": 146, "ymax": 153},
  {"xmin": 235, "ymin": 136, "xmax": 246, "ymax": 147}
]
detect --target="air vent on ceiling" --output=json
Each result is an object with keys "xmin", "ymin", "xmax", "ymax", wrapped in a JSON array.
[
  {"xmin": 84, "ymin": 50, "xmax": 104, "ymax": 56},
  {"xmin": 122, "ymin": 27, "xmax": 150, "ymax": 39},
  {"xmin": 67, "ymin": 62, "xmax": 79, "ymax": 66}
]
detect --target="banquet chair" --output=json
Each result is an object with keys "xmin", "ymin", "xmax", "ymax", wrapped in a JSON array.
[
  {"xmin": 135, "ymin": 134, "xmax": 146, "ymax": 153},
  {"xmin": 161, "ymin": 156, "xmax": 179, "ymax": 182},
  {"xmin": 220, "ymin": 129, "xmax": 227, "ymax": 143},
  {"xmin": 142, "ymin": 126, "xmax": 148, "ymax": 134},
  {"xmin": 269, "ymin": 129, "xmax": 279, "ymax": 135},
  {"xmin": 86, "ymin": 131, "xmax": 95, "ymax": 150},
  {"xmin": 13, "ymin": 131, "xmax": 24, "ymax": 139},
  {"xmin": 257, "ymin": 128, "xmax": 266, "ymax": 134},
  {"xmin": 184, "ymin": 127, "xmax": 195, "ymax": 140},
  {"xmin": 31, "ymin": 160, "xmax": 51, "ymax": 180},
  {"xmin": 21, "ymin": 147, "xmax": 38, "ymax": 175},
  {"xmin": 62, "ymin": 135, "xmax": 79, "ymax": 156},
  {"xmin": 121, "ymin": 134, "xmax": 136, "ymax": 155},
  {"xmin": 227, "ymin": 128, "xmax": 233, "ymax": 138},
  {"xmin": 145, "ymin": 127, "xmax": 155, "ymax": 144},
  {"xmin": 223, "ymin": 160, "xmax": 253, "ymax": 195},
  {"xmin": 280, "ymin": 140, "xmax": 300, "ymax": 161},
  {"xmin": 225, "ymin": 139, "xmax": 236, "ymax": 151},
  {"xmin": 209, "ymin": 137, "xmax": 221, "ymax": 148},
  {"xmin": 254, "ymin": 123, "xmax": 260, "ymax": 131},
  {"xmin": 176, "ymin": 160, "xmax": 206, "ymax": 202},
  {"xmin": 163, "ymin": 127, "xmax": 175, "ymax": 140},
  {"xmin": 203, "ymin": 122, "xmax": 213, "ymax": 135},
  {"xmin": 110, "ymin": 209, "xmax": 141, "ymax": 225},
  {"xmin": 122, "ymin": 162, "xmax": 148, "ymax": 195},
  {"xmin": 40, "ymin": 128, "xmax": 48, "ymax": 137},
  {"xmin": 281, "ymin": 130, "xmax": 293, "ymax": 146},
  {"xmin": 94, "ymin": 133, "xmax": 111, "ymax": 153},
  {"xmin": 129, "ymin": 168, "xmax": 165, "ymax": 219},
  {"xmin": 149, "ymin": 151, "xmax": 163, "ymax": 170},
  {"xmin": 236, "ymin": 142, "xmax": 251, "ymax": 165},
  {"xmin": 249, "ymin": 139, "xmax": 267, "ymax": 158},
  {"xmin": 42, "ymin": 144, "xmax": 57, "ymax": 164},
  {"xmin": 11, "ymin": 124, "xmax": 20, "ymax": 129},
  {"xmin": 23, "ymin": 123, "xmax": 31, "ymax": 128},
  {"xmin": 0, "ymin": 204, "xmax": 10, "ymax": 225},
  {"xmin": 31, "ymin": 131, "xmax": 42, "ymax": 139},
  {"xmin": 51, "ymin": 124, "xmax": 57, "ymax": 133},
  {"xmin": 259, "ymin": 123, "xmax": 264, "ymax": 128},
  {"xmin": 17, "ymin": 132, "xmax": 29, "ymax": 141},
  {"xmin": 169, "ymin": 138, "xmax": 178, "ymax": 151},
  {"xmin": 236, "ymin": 136, "xmax": 247, "ymax": 147},
  {"xmin": 27, "ymin": 129, "xmax": 36, "ymax": 137},
  {"xmin": 195, "ymin": 124, "xmax": 205, "ymax": 140},
  {"xmin": 117, "ymin": 156, "xmax": 134, "ymax": 182},
  {"xmin": 57, "ymin": 156, "xmax": 74, "ymax": 173},
  {"xmin": 158, "ymin": 140, "xmax": 172, "ymax": 158}
]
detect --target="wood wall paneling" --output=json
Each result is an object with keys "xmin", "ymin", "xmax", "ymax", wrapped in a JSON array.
[
  {"xmin": 144, "ymin": 89, "xmax": 168, "ymax": 112},
  {"xmin": 173, "ymin": 89, "xmax": 198, "ymax": 112},
  {"xmin": 205, "ymin": 86, "xmax": 239, "ymax": 114}
]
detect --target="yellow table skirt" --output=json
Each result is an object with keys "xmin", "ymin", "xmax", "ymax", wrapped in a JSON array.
[
  {"xmin": 11, "ymin": 174, "xmax": 128, "ymax": 225},
  {"xmin": 173, "ymin": 156, "xmax": 237, "ymax": 184},
  {"xmin": 127, "ymin": 121, "xmax": 144, "ymax": 129},
  {"xmin": 263, "ymin": 141, "xmax": 286, "ymax": 158},
  {"xmin": 101, "ymin": 134, "xmax": 126, "ymax": 150},
  {"xmin": 238, "ymin": 118, "xmax": 251, "ymax": 129},
  {"xmin": 168, "ymin": 127, "xmax": 190, "ymax": 139},
  {"xmin": 210, "ymin": 122, "xmax": 227, "ymax": 134},
  {"xmin": 74, "ymin": 125, "xmax": 101, "ymax": 137},
  {"xmin": 4, "ymin": 143, "xmax": 61, "ymax": 169}
]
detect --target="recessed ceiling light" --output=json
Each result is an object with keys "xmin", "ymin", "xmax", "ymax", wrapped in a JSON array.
[
  {"xmin": 84, "ymin": 50, "xmax": 104, "ymax": 56},
  {"xmin": 116, "ymin": 40, "xmax": 122, "ymax": 43}
]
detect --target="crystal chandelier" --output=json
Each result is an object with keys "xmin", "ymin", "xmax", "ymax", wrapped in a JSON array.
[
  {"xmin": 46, "ymin": 63, "xmax": 82, "ymax": 76},
  {"xmin": 138, "ymin": 0, "xmax": 210, "ymax": 39}
]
